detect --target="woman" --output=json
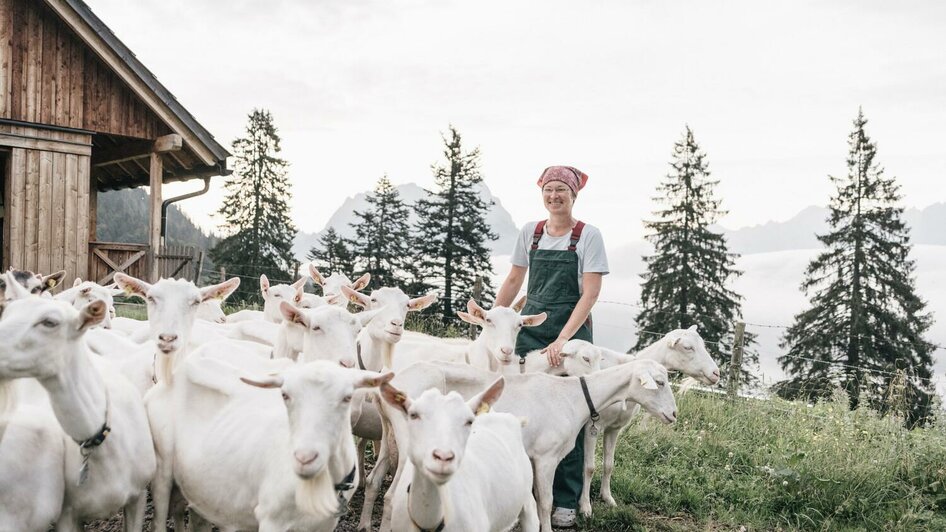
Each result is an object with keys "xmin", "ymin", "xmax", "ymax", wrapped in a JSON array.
[{"xmin": 495, "ymin": 165, "xmax": 609, "ymax": 528}]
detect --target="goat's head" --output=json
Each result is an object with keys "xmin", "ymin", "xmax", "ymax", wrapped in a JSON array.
[
  {"xmin": 0, "ymin": 269, "xmax": 66, "ymax": 302},
  {"xmin": 0, "ymin": 289, "xmax": 106, "ymax": 379},
  {"xmin": 115, "ymin": 274, "xmax": 240, "ymax": 359},
  {"xmin": 308, "ymin": 264, "xmax": 370, "ymax": 307},
  {"xmin": 55, "ymin": 280, "xmax": 123, "ymax": 329},
  {"xmin": 260, "ymin": 274, "xmax": 308, "ymax": 323},
  {"xmin": 558, "ymin": 339, "xmax": 603, "ymax": 376},
  {"xmin": 280, "ymin": 302, "xmax": 382, "ymax": 368},
  {"xmin": 381, "ymin": 377, "xmax": 504, "ymax": 484},
  {"xmin": 342, "ymin": 286, "xmax": 436, "ymax": 344},
  {"xmin": 653, "ymin": 325, "xmax": 720, "ymax": 385},
  {"xmin": 457, "ymin": 299, "xmax": 546, "ymax": 365},
  {"xmin": 626, "ymin": 359, "xmax": 677, "ymax": 424},
  {"xmin": 242, "ymin": 361, "xmax": 393, "ymax": 479},
  {"xmin": 196, "ymin": 277, "xmax": 240, "ymax": 324}
]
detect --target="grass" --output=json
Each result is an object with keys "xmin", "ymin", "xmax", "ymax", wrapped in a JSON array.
[{"xmin": 582, "ymin": 389, "xmax": 946, "ymax": 531}]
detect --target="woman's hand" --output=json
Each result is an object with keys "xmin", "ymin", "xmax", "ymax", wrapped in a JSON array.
[{"xmin": 542, "ymin": 337, "xmax": 569, "ymax": 367}]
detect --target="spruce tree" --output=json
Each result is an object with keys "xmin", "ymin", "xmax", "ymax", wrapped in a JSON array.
[
  {"xmin": 777, "ymin": 109, "xmax": 934, "ymax": 425},
  {"xmin": 414, "ymin": 126, "xmax": 497, "ymax": 320},
  {"xmin": 348, "ymin": 175, "xmax": 414, "ymax": 288},
  {"xmin": 210, "ymin": 109, "xmax": 297, "ymax": 302},
  {"xmin": 306, "ymin": 227, "xmax": 355, "ymax": 277},
  {"xmin": 635, "ymin": 126, "xmax": 756, "ymax": 384}
]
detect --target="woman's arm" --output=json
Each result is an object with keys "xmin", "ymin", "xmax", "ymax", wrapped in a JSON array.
[
  {"xmin": 494, "ymin": 265, "xmax": 527, "ymax": 307},
  {"xmin": 543, "ymin": 272, "xmax": 603, "ymax": 366}
]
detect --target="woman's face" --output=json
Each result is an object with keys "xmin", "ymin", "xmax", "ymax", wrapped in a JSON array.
[{"xmin": 542, "ymin": 181, "xmax": 575, "ymax": 216}]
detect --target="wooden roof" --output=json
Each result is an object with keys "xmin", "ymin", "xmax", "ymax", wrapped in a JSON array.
[{"xmin": 41, "ymin": 0, "xmax": 231, "ymax": 189}]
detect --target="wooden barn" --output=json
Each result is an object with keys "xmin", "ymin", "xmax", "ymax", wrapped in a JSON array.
[{"xmin": 0, "ymin": 0, "xmax": 229, "ymax": 285}]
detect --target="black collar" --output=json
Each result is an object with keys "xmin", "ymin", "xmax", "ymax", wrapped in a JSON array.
[
  {"xmin": 334, "ymin": 465, "xmax": 357, "ymax": 493},
  {"xmin": 407, "ymin": 483, "xmax": 446, "ymax": 532},
  {"xmin": 519, "ymin": 354, "xmax": 527, "ymax": 374},
  {"xmin": 579, "ymin": 376, "xmax": 600, "ymax": 423},
  {"xmin": 75, "ymin": 391, "xmax": 111, "ymax": 452},
  {"xmin": 356, "ymin": 341, "xmax": 366, "ymax": 370}
]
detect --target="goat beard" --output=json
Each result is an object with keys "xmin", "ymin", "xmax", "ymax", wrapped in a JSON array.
[{"xmin": 295, "ymin": 467, "xmax": 338, "ymax": 519}]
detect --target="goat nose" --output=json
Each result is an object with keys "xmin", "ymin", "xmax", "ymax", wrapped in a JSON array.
[
  {"xmin": 390, "ymin": 319, "xmax": 404, "ymax": 327},
  {"xmin": 432, "ymin": 450, "xmax": 455, "ymax": 463},
  {"xmin": 158, "ymin": 334, "xmax": 178, "ymax": 343},
  {"xmin": 294, "ymin": 450, "xmax": 318, "ymax": 465},
  {"xmin": 500, "ymin": 347, "xmax": 513, "ymax": 356},
  {"xmin": 339, "ymin": 359, "xmax": 354, "ymax": 368}
]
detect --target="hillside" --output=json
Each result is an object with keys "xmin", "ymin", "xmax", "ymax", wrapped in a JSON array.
[{"xmin": 96, "ymin": 188, "xmax": 216, "ymax": 251}]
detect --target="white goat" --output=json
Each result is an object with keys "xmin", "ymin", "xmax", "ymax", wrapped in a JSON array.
[
  {"xmin": 0, "ymin": 282, "xmax": 156, "ymax": 531},
  {"xmin": 155, "ymin": 356, "xmax": 392, "ymax": 531},
  {"xmin": 54, "ymin": 279, "xmax": 123, "ymax": 329},
  {"xmin": 195, "ymin": 276, "xmax": 241, "ymax": 323},
  {"xmin": 274, "ymin": 301, "xmax": 381, "ymax": 366},
  {"xmin": 363, "ymin": 358, "xmax": 678, "ymax": 532},
  {"xmin": 226, "ymin": 274, "xmax": 307, "ymax": 323},
  {"xmin": 381, "ymin": 378, "xmax": 539, "ymax": 532},
  {"xmin": 503, "ymin": 339, "xmax": 603, "ymax": 377},
  {"xmin": 308, "ymin": 264, "xmax": 370, "ymax": 307},
  {"xmin": 578, "ymin": 326, "xmax": 721, "ymax": 516},
  {"xmin": 0, "ymin": 268, "xmax": 65, "ymax": 301}
]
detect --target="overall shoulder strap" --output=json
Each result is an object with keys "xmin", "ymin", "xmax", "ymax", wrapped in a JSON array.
[
  {"xmin": 568, "ymin": 221, "xmax": 586, "ymax": 251},
  {"xmin": 531, "ymin": 220, "xmax": 547, "ymax": 250}
]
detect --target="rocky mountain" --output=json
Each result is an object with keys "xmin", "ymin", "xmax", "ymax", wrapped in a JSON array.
[
  {"xmin": 293, "ymin": 182, "xmax": 520, "ymax": 262},
  {"xmin": 718, "ymin": 203, "xmax": 946, "ymax": 255}
]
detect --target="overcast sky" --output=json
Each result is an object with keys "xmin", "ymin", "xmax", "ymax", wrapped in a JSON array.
[{"xmin": 86, "ymin": 0, "xmax": 946, "ymax": 247}]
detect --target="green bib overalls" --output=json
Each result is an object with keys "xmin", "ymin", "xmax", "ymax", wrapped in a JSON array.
[{"xmin": 515, "ymin": 220, "xmax": 593, "ymax": 511}]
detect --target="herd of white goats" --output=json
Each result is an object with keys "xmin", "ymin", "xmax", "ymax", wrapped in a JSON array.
[{"xmin": 0, "ymin": 264, "xmax": 721, "ymax": 532}]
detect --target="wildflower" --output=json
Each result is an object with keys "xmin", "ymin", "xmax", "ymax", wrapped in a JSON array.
[
  {"xmin": 728, "ymin": 452, "xmax": 734, "ymax": 458},
  {"xmin": 725, "ymin": 464, "xmax": 731, "ymax": 471},
  {"xmin": 782, "ymin": 480, "xmax": 788, "ymax": 486}
]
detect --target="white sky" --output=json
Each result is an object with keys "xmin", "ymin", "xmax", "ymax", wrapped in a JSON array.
[{"xmin": 85, "ymin": 0, "xmax": 946, "ymax": 245}]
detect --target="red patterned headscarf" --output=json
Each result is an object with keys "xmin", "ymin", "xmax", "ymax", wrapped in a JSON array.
[{"xmin": 537, "ymin": 166, "xmax": 588, "ymax": 196}]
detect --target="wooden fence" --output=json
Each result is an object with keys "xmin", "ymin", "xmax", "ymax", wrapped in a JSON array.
[{"xmin": 88, "ymin": 241, "xmax": 202, "ymax": 284}]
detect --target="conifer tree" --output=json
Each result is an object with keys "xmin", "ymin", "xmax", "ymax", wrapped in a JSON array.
[
  {"xmin": 210, "ymin": 109, "xmax": 297, "ymax": 301},
  {"xmin": 306, "ymin": 227, "xmax": 355, "ymax": 277},
  {"xmin": 414, "ymin": 126, "xmax": 497, "ymax": 319},
  {"xmin": 348, "ymin": 175, "xmax": 414, "ymax": 288},
  {"xmin": 777, "ymin": 109, "xmax": 934, "ymax": 425},
  {"xmin": 635, "ymin": 126, "xmax": 755, "ymax": 384}
]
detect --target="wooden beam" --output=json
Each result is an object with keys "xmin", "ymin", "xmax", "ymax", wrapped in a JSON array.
[
  {"xmin": 0, "ymin": 132, "xmax": 91, "ymax": 156},
  {"xmin": 91, "ymin": 134, "xmax": 182, "ymax": 168},
  {"xmin": 148, "ymin": 152, "xmax": 162, "ymax": 281}
]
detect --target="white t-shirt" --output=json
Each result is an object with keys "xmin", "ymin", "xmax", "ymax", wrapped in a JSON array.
[{"xmin": 511, "ymin": 221, "xmax": 609, "ymax": 293}]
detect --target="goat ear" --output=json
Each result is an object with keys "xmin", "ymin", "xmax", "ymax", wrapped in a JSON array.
[
  {"xmin": 688, "ymin": 324, "xmax": 698, "ymax": 332},
  {"xmin": 201, "ymin": 277, "xmax": 241, "ymax": 302},
  {"xmin": 668, "ymin": 336, "xmax": 681, "ymax": 349},
  {"xmin": 350, "ymin": 273, "xmax": 370, "ymax": 292},
  {"xmin": 73, "ymin": 278, "xmax": 83, "ymax": 288},
  {"xmin": 280, "ymin": 301, "xmax": 308, "ymax": 327},
  {"xmin": 356, "ymin": 371, "xmax": 394, "ymax": 389},
  {"xmin": 341, "ymin": 285, "xmax": 371, "ymax": 308},
  {"xmin": 290, "ymin": 276, "xmax": 307, "ymax": 291},
  {"xmin": 77, "ymin": 300, "xmax": 107, "ymax": 332},
  {"xmin": 638, "ymin": 372, "xmax": 658, "ymax": 390},
  {"xmin": 466, "ymin": 299, "xmax": 486, "ymax": 320},
  {"xmin": 3, "ymin": 271, "xmax": 30, "ymax": 300},
  {"xmin": 308, "ymin": 264, "xmax": 325, "ymax": 286},
  {"xmin": 467, "ymin": 377, "xmax": 505, "ymax": 416},
  {"xmin": 456, "ymin": 311, "xmax": 483, "ymax": 326},
  {"xmin": 408, "ymin": 292, "xmax": 438, "ymax": 312},
  {"xmin": 240, "ymin": 374, "xmax": 284, "ymax": 389},
  {"xmin": 355, "ymin": 308, "xmax": 383, "ymax": 327},
  {"xmin": 259, "ymin": 274, "xmax": 270, "ymax": 293},
  {"xmin": 293, "ymin": 283, "xmax": 305, "ymax": 304},
  {"xmin": 512, "ymin": 295, "xmax": 527, "ymax": 313},
  {"xmin": 42, "ymin": 270, "xmax": 66, "ymax": 291},
  {"xmin": 521, "ymin": 312, "xmax": 547, "ymax": 327},
  {"xmin": 380, "ymin": 383, "xmax": 411, "ymax": 414},
  {"xmin": 324, "ymin": 294, "xmax": 341, "ymax": 306},
  {"xmin": 114, "ymin": 273, "xmax": 151, "ymax": 300}
]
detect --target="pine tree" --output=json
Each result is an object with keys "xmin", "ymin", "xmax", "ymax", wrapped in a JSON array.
[
  {"xmin": 348, "ymin": 175, "xmax": 414, "ymax": 288},
  {"xmin": 776, "ymin": 109, "xmax": 934, "ymax": 425},
  {"xmin": 635, "ymin": 126, "xmax": 756, "ymax": 384},
  {"xmin": 414, "ymin": 126, "xmax": 497, "ymax": 320},
  {"xmin": 306, "ymin": 227, "xmax": 355, "ymax": 277},
  {"xmin": 210, "ymin": 109, "xmax": 297, "ymax": 302}
]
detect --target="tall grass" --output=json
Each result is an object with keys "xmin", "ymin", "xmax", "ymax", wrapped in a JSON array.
[{"xmin": 586, "ymin": 389, "xmax": 946, "ymax": 531}]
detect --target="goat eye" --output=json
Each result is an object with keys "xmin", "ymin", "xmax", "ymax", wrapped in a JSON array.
[
  {"xmin": 281, "ymin": 392, "xmax": 290, "ymax": 401},
  {"xmin": 31, "ymin": 287, "xmax": 42, "ymax": 294},
  {"xmin": 39, "ymin": 319, "xmax": 58, "ymax": 328},
  {"xmin": 656, "ymin": 381, "xmax": 666, "ymax": 387},
  {"xmin": 409, "ymin": 412, "xmax": 419, "ymax": 420},
  {"xmin": 583, "ymin": 356, "xmax": 591, "ymax": 363},
  {"xmin": 343, "ymin": 395, "xmax": 352, "ymax": 403},
  {"xmin": 191, "ymin": 300, "xmax": 200, "ymax": 307},
  {"xmin": 465, "ymin": 418, "xmax": 474, "ymax": 426},
  {"xmin": 311, "ymin": 325, "xmax": 321, "ymax": 332},
  {"xmin": 273, "ymin": 294, "xmax": 282, "ymax": 298},
  {"xmin": 146, "ymin": 296, "xmax": 156, "ymax": 304}
]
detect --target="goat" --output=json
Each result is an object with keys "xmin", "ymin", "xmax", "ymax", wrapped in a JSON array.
[
  {"xmin": 309, "ymin": 264, "xmax": 370, "ymax": 307},
  {"xmin": 381, "ymin": 378, "xmax": 539, "ymax": 532},
  {"xmin": 226, "ymin": 274, "xmax": 307, "ymax": 323},
  {"xmin": 0, "ymin": 279, "xmax": 156, "ymax": 531}
]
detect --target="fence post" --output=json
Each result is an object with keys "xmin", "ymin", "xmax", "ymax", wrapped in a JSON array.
[
  {"xmin": 219, "ymin": 266, "xmax": 226, "ymax": 284},
  {"xmin": 469, "ymin": 276, "xmax": 483, "ymax": 339},
  {"xmin": 727, "ymin": 321, "xmax": 746, "ymax": 398}
]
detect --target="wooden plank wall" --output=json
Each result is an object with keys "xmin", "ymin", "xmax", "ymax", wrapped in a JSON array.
[
  {"xmin": 0, "ymin": 0, "xmax": 172, "ymax": 139},
  {"xmin": 4, "ymin": 127, "xmax": 91, "ymax": 285}
]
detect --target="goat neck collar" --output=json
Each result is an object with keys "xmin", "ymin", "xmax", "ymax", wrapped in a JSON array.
[
  {"xmin": 406, "ymin": 483, "xmax": 445, "ymax": 532},
  {"xmin": 356, "ymin": 341, "xmax": 366, "ymax": 370},
  {"xmin": 76, "ymin": 387, "xmax": 111, "ymax": 452},
  {"xmin": 519, "ymin": 354, "xmax": 527, "ymax": 374},
  {"xmin": 579, "ymin": 376, "xmax": 600, "ymax": 423},
  {"xmin": 331, "ymin": 464, "xmax": 357, "ymax": 518}
]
